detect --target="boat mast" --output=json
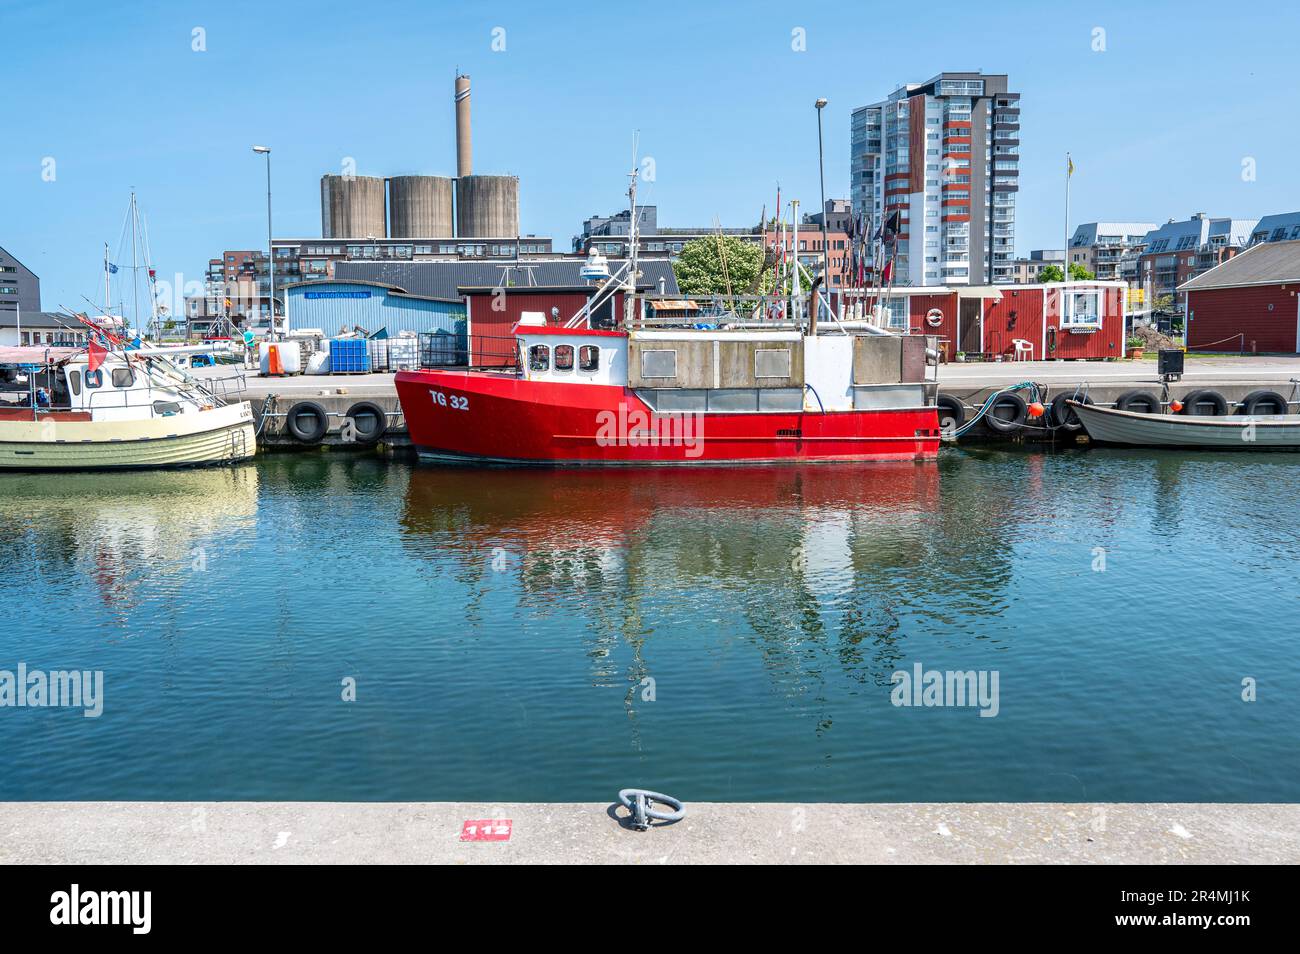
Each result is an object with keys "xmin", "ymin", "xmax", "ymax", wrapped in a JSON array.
[
  {"xmin": 625, "ymin": 137, "xmax": 640, "ymax": 330},
  {"xmin": 791, "ymin": 199, "xmax": 801, "ymax": 327}
]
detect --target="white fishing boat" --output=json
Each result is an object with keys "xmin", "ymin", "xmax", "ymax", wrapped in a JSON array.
[
  {"xmin": 1070, "ymin": 400, "xmax": 1300, "ymax": 449},
  {"xmin": 0, "ymin": 332, "xmax": 255, "ymax": 471}
]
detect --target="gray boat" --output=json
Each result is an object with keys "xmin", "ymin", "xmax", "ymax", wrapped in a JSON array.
[{"xmin": 1069, "ymin": 400, "xmax": 1300, "ymax": 449}]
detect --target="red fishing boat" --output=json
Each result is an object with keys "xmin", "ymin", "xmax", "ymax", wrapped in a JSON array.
[{"xmin": 395, "ymin": 169, "xmax": 941, "ymax": 467}]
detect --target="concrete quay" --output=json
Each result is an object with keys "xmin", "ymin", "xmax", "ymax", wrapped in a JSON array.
[
  {"xmin": 937, "ymin": 355, "xmax": 1300, "ymax": 439},
  {"xmin": 1, "ymin": 801, "xmax": 1296, "ymax": 864}
]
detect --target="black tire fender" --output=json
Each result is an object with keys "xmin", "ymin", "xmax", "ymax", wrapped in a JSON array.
[
  {"xmin": 1113, "ymin": 389, "xmax": 1162, "ymax": 414},
  {"xmin": 936, "ymin": 394, "xmax": 965, "ymax": 435},
  {"xmin": 1050, "ymin": 392, "xmax": 1092, "ymax": 430},
  {"xmin": 1237, "ymin": 389, "xmax": 1288, "ymax": 416},
  {"xmin": 285, "ymin": 401, "xmax": 329, "ymax": 443},
  {"xmin": 344, "ymin": 401, "xmax": 388, "ymax": 444},
  {"xmin": 984, "ymin": 392, "xmax": 1028, "ymax": 432},
  {"xmin": 1179, "ymin": 389, "xmax": 1228, "ymax": 416}
]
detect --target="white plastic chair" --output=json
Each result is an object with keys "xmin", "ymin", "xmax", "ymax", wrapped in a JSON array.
[{"xmin": 1011, "ymin": 339, "xmax": 1033, "ymax": 361}]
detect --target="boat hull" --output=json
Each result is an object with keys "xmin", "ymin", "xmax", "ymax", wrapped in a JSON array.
[
  {"xmin": 395, "ymin": 369, "xmax": 940, "ymax": 465},
  {"xmin": 1072, "ymin": 401, "xmax": 1300, "ymax": 449},
  {"xmin": 0, "ymin": 402, "xmax": 257, "ymax": 470}
]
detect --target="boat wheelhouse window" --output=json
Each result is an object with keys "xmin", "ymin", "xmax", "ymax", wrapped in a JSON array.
[
  {"xmin": 578, "ymin": 345, "xmax": 599, "ymax": 372},
  {"xmin": 68, "ymin": 370, "xmax": 81, "ymax": 396},
  {"xmin": 528, "ymin": 344, "xmax": 550, "ymax": 372},
  {"xmin": 554, "ymin": 344, "xmax": 575, "ymax": 371},
  {"xmin": 640, "ymin": 349, "xmax": 677, "ymax": 379},
  {"xmin": 112, "ymin": 367, "xmax": 135, "ymax": 388},
  {"xmin": 84, "ymin": 369, "xmax": 103, "ymax": 389}
]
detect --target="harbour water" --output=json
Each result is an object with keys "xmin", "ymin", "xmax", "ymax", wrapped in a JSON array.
[{"xmin": 1, "ymin": 449, "xmax": 1296, "ymax": 803}]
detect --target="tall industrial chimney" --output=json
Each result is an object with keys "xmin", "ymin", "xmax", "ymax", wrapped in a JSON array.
[{"xmin": 455, "ymin": 74, "xmax": 472, "ymax": 178}]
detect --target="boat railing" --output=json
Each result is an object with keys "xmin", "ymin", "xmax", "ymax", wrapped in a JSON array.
[
  {"xmin": 203, "ymin": 371, "xmax": 247, "ymax": 404},
  {"xmin": 82, "ymin": 381, "xmax": 211, "ymax": 419},
  {"xmin": 628, "ymin": 294, "xmax": 808, "ymax": 332},
  {"xmin": 420, "ymin": 332, "xmax": 520, "ymax": 372}
]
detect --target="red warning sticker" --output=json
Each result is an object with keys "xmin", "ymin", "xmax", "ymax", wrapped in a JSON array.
[{"xmin": 460, "ymin": 819, "xmax": 512, "ymax": 842}]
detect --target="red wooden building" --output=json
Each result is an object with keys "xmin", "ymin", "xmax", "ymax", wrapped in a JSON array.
[
  {"xmin": 836, "ymin": 281, "xmax": 1126, "ymax": 361},
  {"xmin": 1180, "ymin": 239, "xmax": 1300, "ymax": 354}
]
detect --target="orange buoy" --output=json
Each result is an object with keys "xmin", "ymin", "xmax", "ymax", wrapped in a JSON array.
[
  {"xmin": 1027, "ymin": 401, "xmax": 1045, "ymax": 419},
  {"xmin": 1169, "ymin": 399, "xmax": 1183, "ymax": 413}
]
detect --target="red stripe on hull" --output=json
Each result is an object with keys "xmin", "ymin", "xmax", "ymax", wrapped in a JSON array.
[{"xmin": 395, "ymin": 369, "xmax": 940, "ymax": 465}]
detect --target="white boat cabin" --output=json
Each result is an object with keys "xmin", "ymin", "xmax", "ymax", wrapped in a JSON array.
[
  {"xmin": 510, "ymin": 320, "xmax": 937, "ymax": 414},
  {"xmin": 0, "ymin": 348, "xmax": 209, "ymax": 422}
]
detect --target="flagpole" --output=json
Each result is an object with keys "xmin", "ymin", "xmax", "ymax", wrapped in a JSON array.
[{"xmin": 1064, "ymin": 152, "xmax": 1072, "ymax": 321}]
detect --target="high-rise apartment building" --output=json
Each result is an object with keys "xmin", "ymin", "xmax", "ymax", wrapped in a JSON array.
[{"xmin": 850, "ymin": 71, "xmax": 1019, "ymax": 286}]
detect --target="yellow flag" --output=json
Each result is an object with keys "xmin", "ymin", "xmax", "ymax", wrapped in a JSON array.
[{"xmin": 1067, "ymin": 156, "xmax": 1075, "ymax": 177}]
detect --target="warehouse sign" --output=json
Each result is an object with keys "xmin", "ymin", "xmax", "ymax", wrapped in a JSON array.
[{"xmin": 305, "ymin": 290, "xmax": 372, "ymax": 299}]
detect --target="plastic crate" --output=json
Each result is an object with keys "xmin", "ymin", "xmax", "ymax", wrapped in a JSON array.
[
  {"xmin": 329, "ymin": 338, "xmax": 371, "ymax": 374},
  {"xmin": 367, "ymin": 338, "xmax": 390, "ymax": 372},
  {"xmin": 419, "ymin": 330, "xmax": 461, "ymax": 367},
  {"xmin": 389, "ymin": 338, "xmax": 420, "ymax": 371}
]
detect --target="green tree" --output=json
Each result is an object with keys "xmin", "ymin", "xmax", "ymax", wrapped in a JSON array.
[
  {"xmin": 673, "ymin": 235, "xmax": 771, "ymax": 296},
  {"xmin": 1037, "ymin": 262, "xmax": 1096, "ymax": 283}
]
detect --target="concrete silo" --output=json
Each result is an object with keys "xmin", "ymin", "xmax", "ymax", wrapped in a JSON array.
[
  {"xmin": 320, "ymin": 174, "xmax": 387, "ymax": 239},
  {"xmin": 388, "ymin": 175, "xmax": 454, "ymax": 237},
  {"xmin": 456, "ymin": 174, "xmax": 520, "ymax": 238}
]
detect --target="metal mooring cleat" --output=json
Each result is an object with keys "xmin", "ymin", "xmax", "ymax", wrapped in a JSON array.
[{"xmin": 618, "ymin": 789, "xmax": 685, "ymax": 831}]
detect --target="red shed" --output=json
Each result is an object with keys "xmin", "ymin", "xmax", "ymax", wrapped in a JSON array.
[
  {"xmin": 836, "ymin": 281, "xmax": 1125, "ymax": 361},
  {"xmin": 462, "ymin": 285, "xmax": 630, "ymax": 367},
  {"xmin": 1180, "ymin": 240, "xmax": 1300, "ymax": 353}
]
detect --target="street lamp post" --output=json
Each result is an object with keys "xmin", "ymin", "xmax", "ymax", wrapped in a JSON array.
[
  {"xmin": 252, "ymin": 145, "xmax": 275, "ymax": 340},
  {"xmin": 814, "ymin": 98, "xmax": 829, "ymax": 330}
]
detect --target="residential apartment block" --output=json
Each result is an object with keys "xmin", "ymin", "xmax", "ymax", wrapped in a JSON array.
[
  {"xmin": 1136, "ymin": 214, "xmax": 1257, "ymax": 299},
  {"xmin": 0, "ymin": 245, "xmax": 42, "ymax": 316},
  {"xmin": 1006, "ymin": 249, "xmax": 1064, "ymax": 284},
  {"xmin": 851, "ymin": 71, "xmax": 1020, "ymax": 286},
  {"xmin": 574, "ymin": 205, "xmax": 761, "ymax": 258},
  {"xmin": 1067, "ymin": 222, "xmax": 1156, "ymax": 281},
  {"xmin": 1248, "ymin": 211, "xmax": 1300, "ymax": 245}
]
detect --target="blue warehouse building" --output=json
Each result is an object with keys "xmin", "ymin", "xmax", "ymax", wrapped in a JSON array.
[{"xmin": 284, "ymin": 280, "xmax": 466, "ymax": 349}]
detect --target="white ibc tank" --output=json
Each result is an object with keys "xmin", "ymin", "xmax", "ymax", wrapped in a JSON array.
[{"xmin": 259, "ymin": 340, "xmax": 302, "ymax": 376}]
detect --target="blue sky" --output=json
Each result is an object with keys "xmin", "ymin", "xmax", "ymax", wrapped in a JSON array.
[{"xmin": 3, "ymin": 0, "xmax": 1295, "ymax": 310}]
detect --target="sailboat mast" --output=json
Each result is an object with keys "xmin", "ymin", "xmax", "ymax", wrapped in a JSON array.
[
  {"xmin": 103, "ymin": 243, "xmax": 111, "ymax": 316},
  {"xmin": 129, "ymin": 191, "xmax": 140, "ymax": 336}
]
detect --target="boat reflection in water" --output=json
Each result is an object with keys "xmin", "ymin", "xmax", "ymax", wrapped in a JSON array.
[
  {"xmin": 398, "ymin": 456, "xmax": 1036, "ymax": 728},
  {"xmin": 0, "ymin": 466, "xmax": 258, "ymax": 619}
]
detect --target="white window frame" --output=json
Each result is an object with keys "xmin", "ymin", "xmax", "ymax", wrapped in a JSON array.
[{"xmin": 1062, "ymin": 290, "xmax": 1102, "ymax": 327}]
